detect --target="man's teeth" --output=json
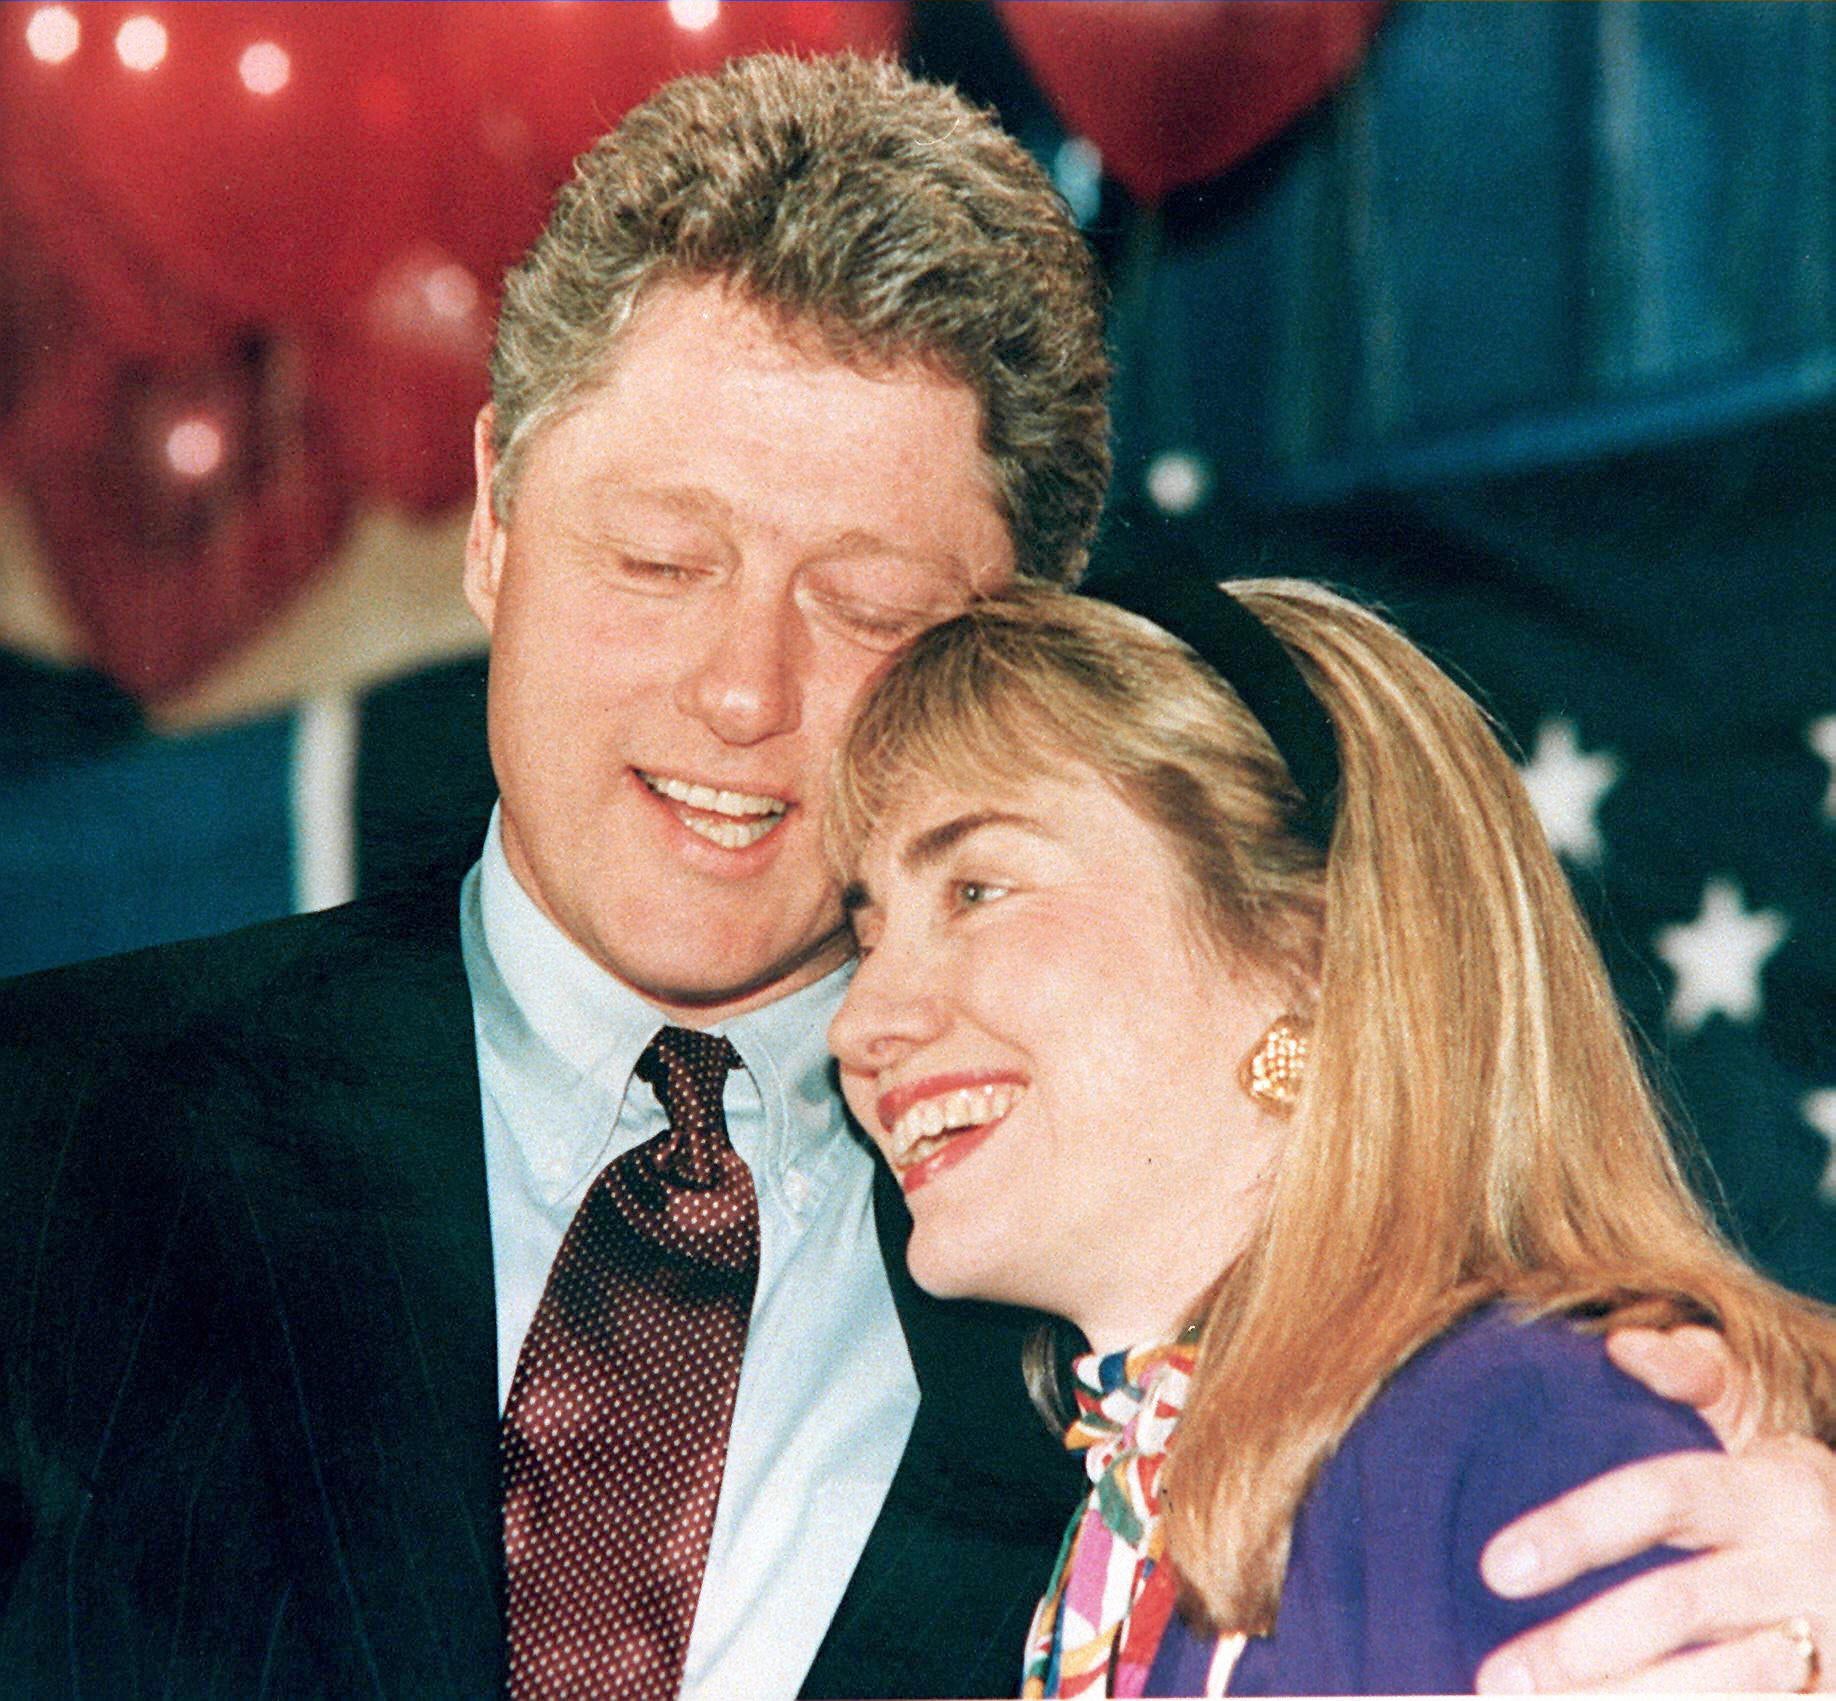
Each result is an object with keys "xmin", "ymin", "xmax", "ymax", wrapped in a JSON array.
[
  {"xmin": 641, "ymin": 772, "xmax": 787, "ymax": 848},
  {"xmin": 661, "ymin": 813, "xmax": 775, "ymax": 850},
  {"xmin": 891, "ymin": 1082, "xmax": 1024, "ymax": 1158},
  {"xmin": 643, "ymin": 772, "xmax": 787, "ymax": 817}
]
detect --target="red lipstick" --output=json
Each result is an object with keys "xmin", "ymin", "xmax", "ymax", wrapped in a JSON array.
[{"xmin": 898, "ymin": 1121, "xmax": 1003, "ymax": 1195}]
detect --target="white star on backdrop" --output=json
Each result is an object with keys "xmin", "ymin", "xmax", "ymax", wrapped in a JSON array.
[
  {"xmin": 1518, "ymin": 717, "xmax": 1622, "ymax": 866},
  {"xmin": 1810, "ymin": 715, "xmax": 1836, "ymax": 822},
  {"xmin": 1805, "ymin": 1091, "xmax": 1836, "ymax": 1203},
  {"xmin": 1654, "ymin": 878, "xmax": 1790, "ymax": 1034}
]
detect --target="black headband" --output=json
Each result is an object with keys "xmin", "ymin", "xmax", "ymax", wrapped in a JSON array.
[{"xmin": 1093, "ymin": 574, "xmax": 1341, "ymax": 851}]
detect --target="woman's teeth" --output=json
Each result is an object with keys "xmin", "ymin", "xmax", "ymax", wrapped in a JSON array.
[
  {"xmin": 641, "ymin": 772, "xmax": 788, "ymax": 849},
  {"xmin": 890, "ymin": 1082, "xmax": 1025, "ymax": 1161}
]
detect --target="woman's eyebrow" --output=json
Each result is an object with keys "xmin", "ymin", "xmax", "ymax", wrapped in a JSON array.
[{"xmin": 901, "ymin": 810, "xmax": 1045, "ymax": 872}]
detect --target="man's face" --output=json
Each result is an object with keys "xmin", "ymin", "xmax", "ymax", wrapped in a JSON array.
[{"xmin": 465, "ymin": 280, "xmax": 1016, "ymax": 1020}]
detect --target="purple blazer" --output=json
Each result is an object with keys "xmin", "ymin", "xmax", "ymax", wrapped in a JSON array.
[{"xmin": 1148, "ymin": 1309, "xmax": 1718, "ymax": 1696}]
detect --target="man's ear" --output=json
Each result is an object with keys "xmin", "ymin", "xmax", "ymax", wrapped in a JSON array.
[{"xmin": 464, "ymin": 406, "xmax": 506, "ymax": 634}]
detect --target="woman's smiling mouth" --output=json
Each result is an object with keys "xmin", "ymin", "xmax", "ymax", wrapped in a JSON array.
[{"xmin": 876, "ymin": 1073, "xmax": 1028, "ymax": 1191}]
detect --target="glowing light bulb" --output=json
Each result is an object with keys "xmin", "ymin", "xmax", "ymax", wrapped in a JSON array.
[
  {"xmin": 667, "ymin": 0, "xmax": 719, "ymax": 31},
  {"xmin": 25, "ymin": 6, "xmax": 80, "ymax": 65},
  {"xmin": 1145, "ymin": 450, "xmax": 1210, "ymax": 517},
  {"xmin": 238, "ymin": 41, "xmax": 290, "ymax": 96},
  {"xmin": 115, "ymin": 14, "xmax": 168, "ymax": 73},
  {"xmin": 423, "ymin": 263, "xmax": 479, "ymax": 322},
  {"xmin": 165, "ymin": 416, "xmax": 225, "ymax": 481}
]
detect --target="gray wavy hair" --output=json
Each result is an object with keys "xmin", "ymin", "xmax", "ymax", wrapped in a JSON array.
[{"xmin": 487, "ymin": 51, "xmax": 1111, "ymax": 585}]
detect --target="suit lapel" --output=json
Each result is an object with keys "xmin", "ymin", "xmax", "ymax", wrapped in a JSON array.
[{"xmin": 194, "ymin": 891, "xmax": 505, "ymax": 1695}]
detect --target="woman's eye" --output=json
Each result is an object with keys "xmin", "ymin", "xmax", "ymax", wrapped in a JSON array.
[{"xmin": 956, "ymin": 880, "xmax": 1010, "ymax": 908}]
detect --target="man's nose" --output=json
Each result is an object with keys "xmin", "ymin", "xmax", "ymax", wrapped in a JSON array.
[
  {"xmin": 828, "ymin": 938, "xmax": 948, "ymax": 1079},
  {"xmin": 676, "ymin": 583, "xmax": 804, "ymax": 745}
]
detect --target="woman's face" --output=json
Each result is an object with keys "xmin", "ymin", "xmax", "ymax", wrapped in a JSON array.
[{"xmin": 828, "ymin": 762, "xmax": 1290, "ymax": 1351}]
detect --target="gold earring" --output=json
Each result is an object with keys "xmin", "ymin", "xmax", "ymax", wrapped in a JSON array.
[{"xmin": 1239, "ymin": 1016, "xmax": 1308, "ymax": 1114}]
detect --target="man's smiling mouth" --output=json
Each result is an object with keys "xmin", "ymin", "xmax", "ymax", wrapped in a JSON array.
[{"xmin": 638, "ymin": 770, "xmax": 790, "ymax": 850}]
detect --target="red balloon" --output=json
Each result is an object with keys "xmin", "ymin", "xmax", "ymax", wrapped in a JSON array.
[
  {"xmin": 995, "ymin": 0, "xmax": 1385, "ymax": 204},
  {"xmin": 0, "ymin": 0, "xmax": 909, "ymax": 696},
  {"xmin": 1, "ymin": 330, "xmax": 351, "ymax": 698},
  {"xmin": 321, "ymin": 243, "xmax": 493, "ymax": 514},
  {"xmin": 5, "ymin": 2, "xmax": 909, "ymax": 332},
  {"xmin": 13, "ymin": 6, "xmax": 432, "ymax": 330}
]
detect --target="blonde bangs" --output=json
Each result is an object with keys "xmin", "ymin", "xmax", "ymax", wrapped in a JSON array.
[
  {"xmin": 826, "ymin": 607, "xmax": 1083, "ymax": 880},
  {"xmin": 828, "ymin": 586, "xmax": 1325, "ymax": 989}
]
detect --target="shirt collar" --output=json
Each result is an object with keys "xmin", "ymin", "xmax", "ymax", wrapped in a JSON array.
[
  {"xmin": 722, "ymin": 947, "xmax": 858, "ymax": 1212},
  {"xmin": 462, "ymin": 810, "xmax": 857, "ymax": 1210}
]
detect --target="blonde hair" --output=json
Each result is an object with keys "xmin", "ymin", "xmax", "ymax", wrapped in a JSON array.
[
  {"xmin": 830, "ymin": 578, "xmax": 1836, "ymax": 1633},
  {"xmin": 490, "ymin": 52, "xmax": 1109, "ymax": 584}
]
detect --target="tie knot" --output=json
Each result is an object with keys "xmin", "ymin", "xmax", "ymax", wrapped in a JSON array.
[
  {"xmin": 638, "ymin": 1021, "xmax": 738, "ymax": 1109},
  {"xmin": 635, "ymin": 1028, "xmax": 741, "ymax": 1182}
]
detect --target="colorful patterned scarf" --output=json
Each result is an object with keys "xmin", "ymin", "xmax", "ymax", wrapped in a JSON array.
[{"xmin": 1021, "ymin": 1333, "xmax": 1197, "ymax": 1698}]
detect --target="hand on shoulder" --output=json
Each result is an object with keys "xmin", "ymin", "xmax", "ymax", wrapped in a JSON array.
[{"xmin": 1476, "ymin": 1323, "xmax": 1835, "ymax": 1693}]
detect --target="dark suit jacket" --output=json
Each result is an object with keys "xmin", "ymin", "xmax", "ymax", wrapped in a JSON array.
[{"xmin": 0, "ymin": 874, "xmax": 1082, "ymax": 1698}]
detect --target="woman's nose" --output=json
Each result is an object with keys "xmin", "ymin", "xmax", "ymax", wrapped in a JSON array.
[{"xmin": 828, "ymin": 937, "xmax": 948, "ymax": 1075}]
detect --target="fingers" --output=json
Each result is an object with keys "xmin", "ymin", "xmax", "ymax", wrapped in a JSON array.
[
  {"xmin": 1605, "ymin": 1327, "xmax": 1726, "ymax": 1408},
  {"xmin": 1482, "ymin": 1442, "xmax": 1833, "ymax": 1599},
  {"xmin": 1477, "ymin": 1442, "xmax": 1836, "ymax": 1691},
  {"xmin": 1586, "ymin": 1617, "xmax": 1825, "ymax": 1693},
  {"xmin": 1483, "ymin": 1452, "xmax": 1718, "ymax": 1596},
  {"xmin": 1606, "ymin": 1326, "xmax": 1758, "ymax": 1450},
  {"xmin": 1477, "ymin": 1539, "xmax": 1810, "ymax": 1692}
]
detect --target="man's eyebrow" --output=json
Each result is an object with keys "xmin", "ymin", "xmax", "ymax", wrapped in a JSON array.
[
  {"xmin": 611, "ymin": 483, "xmax": 733, "ymax": 525},
  {"xmin": 901, "ymin": 810, "xmax": 1043, "ymax": 872},
  {"xmin": 816, "ymin": 528, "xmax": 958, "ymax": 571}
]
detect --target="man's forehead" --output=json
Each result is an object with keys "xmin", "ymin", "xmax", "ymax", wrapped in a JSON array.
[
  {"xmin": 602, "ymin": 275, "xmax": 961, "ymax": 398},
  {"xmin": 557, "ymin": 276, "xmax": 1000, "ymax": 461}
]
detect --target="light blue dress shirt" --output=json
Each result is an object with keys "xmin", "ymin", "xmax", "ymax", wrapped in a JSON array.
[{"xmin": 459, "ymin": 814, "xmax": 919, "ymax": 1699}]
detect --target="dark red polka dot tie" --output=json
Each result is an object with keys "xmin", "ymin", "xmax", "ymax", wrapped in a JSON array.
[{"xmin": 502, "ymin": 1027, "xmax": 755, "ymax": 1699}]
